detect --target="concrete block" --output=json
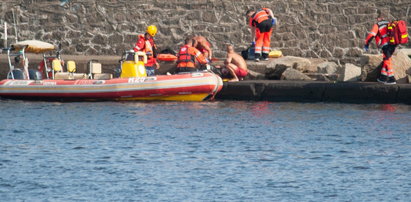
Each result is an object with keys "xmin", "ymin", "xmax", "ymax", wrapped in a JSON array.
[
  {"xmin": 260, "ymin": 81, "xmax": 326, "ymax": 102},
  {"xmin": 215, "ymin": 81, "xmax": 262, "ymax": 100},
  {"xmin": 323, "ymin": 82, "xmax": 398, "ymax": 103},
  {"xmin": 397, "ymin": 84, "xmax": 411, "ymax": 105}
]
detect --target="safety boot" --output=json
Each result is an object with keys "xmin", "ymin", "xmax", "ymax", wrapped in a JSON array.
[
  {"xmin": 385, "ymin": 76, "xmax": 396, "ymax": 85},
  {"xmin": 377, "ymin": 75, "xmax": 388, "ymax": 84}
]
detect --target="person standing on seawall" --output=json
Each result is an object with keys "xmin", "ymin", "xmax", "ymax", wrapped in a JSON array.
[
  {"xmin": 134, "ymin": 25, "xmax": 159, "ymax": 76},
  {"xmin": 364, "ymin": 10, "xmax": 397, "ymax": 85},
  {"xmin": 246, "ymin": 8, "xmax": 276, "ymax": 62}
]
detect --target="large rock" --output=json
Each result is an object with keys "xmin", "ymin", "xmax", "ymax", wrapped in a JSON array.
[
  {"xmin": 317, "ymin": 61, "xmax": 339, "ymax": 74},
  {"xmin": 305, "ymin": 73, "xmax": 339, "ymax": 81},
  {"xmin": 246, "ymin": 60, "xmax": 272, "ymax": 74},
  {"xmin": 393, "ymin": 49, "xmax": 411, "ymax": 83},
  {"xmin": 360, "ymin": 49, "xmax": 411, "ymax": 83},
  {"xmin": 281, "ymin": 68, "xmax": 312, "ymax": 81},
  {"xmin": 265, "ymin": 56, "xmax": 312, "ymax": 79},
  {"xmin": 339, "ymin": 63, "xmax": 361, "ymax": 82},
  {"xmin": 307, "ymin": 58, "xmax": 327, "ymax": 73},
  {"xmin": 401, "ymin": 48, "xmax": 411, "ymax": 57},
  {"xmin": 246, "ymin": 69, "xmax": 266, "ymax": 80},
  {"xmin": 360, "ymin": 53, "xmax": 382, "ymax": 82}
]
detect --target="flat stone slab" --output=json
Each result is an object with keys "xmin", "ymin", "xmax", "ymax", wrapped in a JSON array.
[{"xmin": 216, "ymin": 80, "xmax": 411, "ymax": 104}]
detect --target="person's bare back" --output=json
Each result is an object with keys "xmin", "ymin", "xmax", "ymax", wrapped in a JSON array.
[
  {"xmin": 223, "ymin": 45, "xmax": 248, "ymax": 81},
  {"xmin": 225, "ymin": 45, "xmax": 248, "ymax": 72},
  {"xmin": 192, "ymin": 36, "xmax": 212, "ymax": 59}
]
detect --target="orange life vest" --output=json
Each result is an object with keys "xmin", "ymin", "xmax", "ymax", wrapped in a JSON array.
[
  {"xmin": 137, "ymin": 34, "xmax": 154, "ymax": 58},
  {"xmin": 134, "ymin": 34, "xmax": 157, "ymax": 66},
  {"xmin": 177, "ymin": 45, "xmax": 196, "ymax": 68},
  {"xmin": 366, "ymin": 20, "xmax": 391, "ymax": 48},
  {"xmin": 251, "ymin": 8, "xmax": 271, "ymax": 25}
]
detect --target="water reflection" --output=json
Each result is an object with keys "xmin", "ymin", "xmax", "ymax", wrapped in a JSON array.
[
  {"xmin": 1, "ymin": 100, "xmax": 411, "ymax": 201},
  {"xmin": 381, "ymin": 104, "xmax": 396, "ymax": 112},
  {"xmin": 250, "ymin": 101, "xmax": 272, "ymax": 117}
]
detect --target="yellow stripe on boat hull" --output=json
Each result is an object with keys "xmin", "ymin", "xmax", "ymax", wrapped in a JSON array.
[{"xmin": 117, "ymin": 93, "xmax": 210, "ymax": 101}]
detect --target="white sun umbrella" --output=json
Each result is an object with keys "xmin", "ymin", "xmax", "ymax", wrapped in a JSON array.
[
  {"xmin": 8, "ymin": 40, "xmax": 56, "ymax": 79},
  {"xmin": 11, "ymin": 40, "xmax": 56, "ymax": 53}
]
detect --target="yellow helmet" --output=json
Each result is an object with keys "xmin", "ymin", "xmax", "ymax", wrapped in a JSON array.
[{"xmin": 146, "ymin": 25, "xmax": 157, "ymax": 37}]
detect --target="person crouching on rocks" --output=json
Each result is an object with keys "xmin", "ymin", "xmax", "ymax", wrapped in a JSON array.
[
  {"xmin": 364, "ymin": 10, "xmax": 397, "ymax": 85},
  {"xmin": 221, "ymin": 45, "xmax": 248, "ymax": 81}
]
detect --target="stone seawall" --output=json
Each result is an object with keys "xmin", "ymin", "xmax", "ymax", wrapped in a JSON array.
[{"xmin": 0, "ymin": 0, "xmax": 410, "ymax": 65}]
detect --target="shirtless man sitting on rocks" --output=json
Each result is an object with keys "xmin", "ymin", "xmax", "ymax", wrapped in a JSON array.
[{"xmin": 219, "ymin": 45, "xmax": 248, "ymax": 82}]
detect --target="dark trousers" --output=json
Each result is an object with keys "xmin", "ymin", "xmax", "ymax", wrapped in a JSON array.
[
  {"xmin": 175, "ymin": 67, "xmax": 198, "ymax": 73},
  {"xmin": 381, "ymin": 44, "xmax": 397, "ymax": 77}
]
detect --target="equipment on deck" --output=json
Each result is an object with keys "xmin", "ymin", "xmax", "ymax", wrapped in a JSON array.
[{"xmin": 120, "ymin": 51, "xmax": 147, "ymax": 78}]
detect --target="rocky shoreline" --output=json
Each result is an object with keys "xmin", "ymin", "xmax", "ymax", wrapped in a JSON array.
[
  {"xmin": 2, "ymin": 48, "xmax": 410, "ymax": 82},
  {"xmin": 1, "ymin": 49, "xmax": 411, "ymax": 104}
]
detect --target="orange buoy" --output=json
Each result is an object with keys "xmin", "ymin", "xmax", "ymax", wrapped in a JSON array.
[{"xmin": 157, "ymin": 54, "xmax": 178, "ymax": 62}]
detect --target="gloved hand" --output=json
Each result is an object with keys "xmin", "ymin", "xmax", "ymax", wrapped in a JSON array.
[
  {"xmin": 271, "ymin": 17, "xmax": 277, "ymax": 26},
  {"xmin": 364, "ymin": 44, "xmax": 369, "ymax": 52},
  {"xmin": 251, "ymin": 41, "xmax": 255, "ymax": 47}
]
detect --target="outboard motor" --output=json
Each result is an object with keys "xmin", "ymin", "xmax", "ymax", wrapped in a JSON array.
[
  {"xmin": 120, "ymin": 51, "xmax": 147, "ymax": 78},
  {"xmin": 29, "ymin": 69, "xmax": 43, "ymax": 80},
  {"xmin": 7, "ymin": 69, "xmax": 26, "ymax": 80}
]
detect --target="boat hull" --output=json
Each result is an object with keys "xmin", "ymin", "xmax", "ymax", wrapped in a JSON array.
[{"xmin": 0, "ymin": 72, "xmax": 223, "ymax": 101}]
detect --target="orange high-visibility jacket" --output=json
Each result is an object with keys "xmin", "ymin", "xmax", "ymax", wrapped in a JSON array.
[
  {"xmin": 134, "ymin": 35, "xmax": 156, "ymax": 66},
  {"xmin": 249, "ymin": 8, "xmax": 271, "ymax": 27},
  {"xmin": 365, "ymin": 20, "xmax": 391, "ymax": 48}
]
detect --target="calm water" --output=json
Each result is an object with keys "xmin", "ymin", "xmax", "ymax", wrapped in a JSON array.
[{"xmin": 0, "ymin": 100, "xmax": 411, "ymax": 201}]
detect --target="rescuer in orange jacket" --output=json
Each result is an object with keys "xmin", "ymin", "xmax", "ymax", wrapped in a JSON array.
[
  {"xmin": 246, "ymin": 8, "xmax": 276, "ymax": 62},
  {"xmin": 134, "ymin": 25, "xmax": 159, "ymax": 76},
  {"xmin": 364, "ymin": 11, "xmax": 397, "ymax": 84},
  {"xmin": 176, "ymin": 37, "xmax": 209, "ymax": 73}
]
